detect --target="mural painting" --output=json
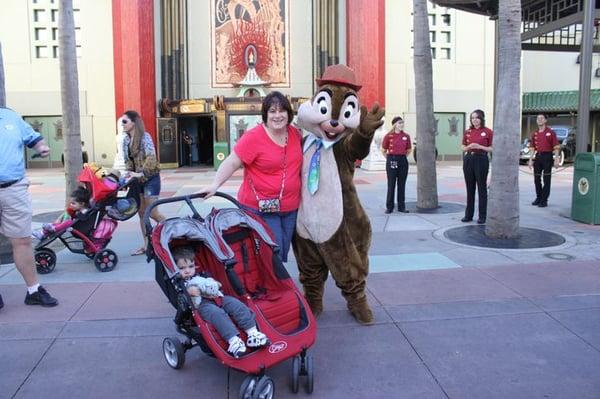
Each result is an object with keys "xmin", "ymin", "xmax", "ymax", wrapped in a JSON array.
[{"xmin": 211, "ymin": 0, "xmax": 289, "ymax": 87}]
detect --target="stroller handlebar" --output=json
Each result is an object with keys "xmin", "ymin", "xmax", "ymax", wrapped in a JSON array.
[{"xmin": 143, "ymin": 191, "xmax": 241, "ymax": 239}]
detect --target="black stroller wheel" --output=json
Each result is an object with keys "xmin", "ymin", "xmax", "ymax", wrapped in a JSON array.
[
  {"xmin": 290, "ymin": 355, "xmax": 301, "ymax": 393},
  {"xmin": 162, "ymin": 337, "xmax": 185, "ymax": 369},
  {"xmin": 93, "ymin": 249, "xmax": 118, "ymax": 272},
  {"xmin": 252, "ymin": 375, "xmax": 274, "ymax": 399},
  {"xmin": 304, "ymin": 354, "xmax": 314, "ymax": 394},
  {"xmin": 239, "ymin": 376, "xmax": 257, "ymax": 399},
  {"xmin": 35, "ymin": 249, "xmax": 56, "ymax": 274}
]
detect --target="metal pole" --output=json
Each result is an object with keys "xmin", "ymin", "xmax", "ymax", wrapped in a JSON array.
[{"xmin": 576, "ymin": 0, "xmax": 594, "ymax": 154}]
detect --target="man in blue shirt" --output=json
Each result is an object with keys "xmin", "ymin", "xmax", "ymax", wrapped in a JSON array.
[{"xmin": 0, "ymin": 107, "xmax": 58, "ymax": 309}]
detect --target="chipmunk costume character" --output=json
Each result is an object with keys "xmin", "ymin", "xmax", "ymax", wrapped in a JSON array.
[{"xmin": 292, "ymin": 65, "xmax": 384, "ymax": 325}]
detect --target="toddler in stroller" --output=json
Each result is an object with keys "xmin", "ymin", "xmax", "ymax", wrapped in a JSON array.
[
  {"xmin": 172, "ymin": 246, "xmax": 268, "ymax": 358},
  {"xmin": 33, "ymin": 165, "xmax": 138, "ymax": 274},
  {"xmin": 148, "ymin": 192, "xmax": 317, "ymax": 398},
  {"xmin": 32, "ymin": 186, "xmax": 91, "ymax": 240}
]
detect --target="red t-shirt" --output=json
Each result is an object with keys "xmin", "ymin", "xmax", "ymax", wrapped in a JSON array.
[
  {"xmin": 529, "ymin": 127, "xmax": 559, "ymax": 152},
  {"xmin": 382, "ymin": 131, "xmax": 412, "ymax": 155},
  {"xmin": 234, "ymin": 124, "xmax": 302, "ymax": 212},
  {"xmin": 462, "ymin": 127, "xmax": 493, "ymax": 153}
]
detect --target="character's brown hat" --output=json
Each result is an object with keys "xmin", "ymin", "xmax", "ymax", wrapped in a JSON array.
[{"xmin": 316, "ymin": 64, "xmax": 362, "ymax": 91}]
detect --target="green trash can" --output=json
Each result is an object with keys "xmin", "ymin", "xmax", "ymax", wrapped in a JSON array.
[
  {"xmin": 571, "ymin": 152, "xmax": 600, "ymax": 224},
  {"xmin": 213, "ymin": 142, "xmax": 229, "ymax": 171}
]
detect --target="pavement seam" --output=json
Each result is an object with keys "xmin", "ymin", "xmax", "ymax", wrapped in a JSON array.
[
  {"xmin": 65, "ymin": 282, "xmax": 102, "ymax": 323},
  {"xmin": 475, "ymin": 266, "xmax": 600, "ymax": 354},
  {"xmin": 11, "ymin": 323, "xmax": 68, "ymax": 399},
  {"xmin": 387, "ymin": 317, "xmax": 451, "ymax": 398}
]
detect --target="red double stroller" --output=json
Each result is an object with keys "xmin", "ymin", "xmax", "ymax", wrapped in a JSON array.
[
  {"xmin": 145, "ymin": 193, "xmax": 317, "ymax": 399},
  {"xmin": 34, "ymin": 165, "xmax": 138, "ymax": 274}
]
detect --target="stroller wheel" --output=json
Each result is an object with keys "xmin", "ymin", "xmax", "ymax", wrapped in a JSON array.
[
  {"xmin": 252, "ymin": 375, "xmax": 275, "ymax": 399},
  {"xmin": 239, "ymin": 376, "xmax": 257, "ymax": 399},
  {"xmin": 35, "ymin": 249, "xmax": 57, "ymax": 274},
  {"xmin": 290, "ymin": 355, "xmax": 300, "ymax": 393},
  {"xmin": 304, "ymin": 354, "xmax": 314, "ymax": 394},
  {"xmin": 162, "ymin": 337, "xmax": 185, "ymax": 369},
  {"xmin": 93, "ymin": 249, "xmax": 118, "ymax": 272}
]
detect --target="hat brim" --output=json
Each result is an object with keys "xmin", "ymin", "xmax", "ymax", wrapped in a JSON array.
[{"xmin": 316, "ymin": 78, "xmax": 362, "ymax": 92}]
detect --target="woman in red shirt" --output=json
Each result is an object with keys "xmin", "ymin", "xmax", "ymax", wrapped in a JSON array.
[
  {"xmin": 461, "ymin": 109, "xmax": 493, "ymax": 224},
  {"xmin": 199, "ymin": 91, "xmax": 302, "ymax": 261},
  {"xmin": 381, "ymin": 116, "xmax": 412, "ymax": 213}
]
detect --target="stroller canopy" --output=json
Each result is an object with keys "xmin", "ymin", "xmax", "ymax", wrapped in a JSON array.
[
  {"xmin": 158, "ymin": 217, "xmax": 232, "ymax": 276},
  {"xmin": 78, "ymin": 166, "xmax": 117, "ymax": 203}
]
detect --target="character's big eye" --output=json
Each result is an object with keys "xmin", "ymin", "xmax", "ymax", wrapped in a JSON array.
[
  {"xmin": 343, "ymin": 102, "xmax": 356, "ymax": 118},
  {"xmin": 317, "ymin": 97, "xmax": 328, "ymax": 115}
]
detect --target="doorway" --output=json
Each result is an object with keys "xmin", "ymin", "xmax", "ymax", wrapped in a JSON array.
[{"xmin": 178, "ymin": 115, "xmax": 214, "ymax": 167}]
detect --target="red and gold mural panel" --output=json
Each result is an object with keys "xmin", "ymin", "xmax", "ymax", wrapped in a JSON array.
[{"xmin": 211, "ymin": 0, "xmax": 290, "ymax": 88}]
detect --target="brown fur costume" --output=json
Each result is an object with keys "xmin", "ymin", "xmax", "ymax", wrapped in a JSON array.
[{"xmin": 292, "ymin": 65, "xmax": 384, "ymax": 324}]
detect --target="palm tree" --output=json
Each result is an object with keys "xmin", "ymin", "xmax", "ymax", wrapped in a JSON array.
[
  {"xmin": 0, "ymin": 42, "xmax": 6, "ymax": 107},
  {"xmin": 412, "ymin": 0, "xmax": 438, "ymax": 209},
  {"xmin": 485, "ymin": 0, "xmax": 522, "ymax": 238},
  {"xmin": 59, "ymin": 0, "xmax": 83, "ymax": 200}
]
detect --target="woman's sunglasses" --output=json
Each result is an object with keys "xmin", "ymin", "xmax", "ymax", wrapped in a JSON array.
[{"xmin": 121, "ymin": 119, "xmax": 131, "ymax": 124}]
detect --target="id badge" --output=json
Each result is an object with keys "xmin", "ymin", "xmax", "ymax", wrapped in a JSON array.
[{"xmin": 390, "ymin": 160, "xmax": 398, "ymax": 169}]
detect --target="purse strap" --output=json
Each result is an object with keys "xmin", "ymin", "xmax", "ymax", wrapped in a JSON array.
[{"xmin": 248, "ymin": 130, "xmax": 288, "ymax": 202}]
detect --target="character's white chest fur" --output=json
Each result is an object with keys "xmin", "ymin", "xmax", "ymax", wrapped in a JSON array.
[{"xmin": 296, "ymin": 144, "xmax": 343, "ymax": 243}]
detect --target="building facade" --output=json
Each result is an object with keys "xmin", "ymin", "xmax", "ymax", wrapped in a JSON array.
[{"xmin": 1, "ymin": 0, "xmax": 497, "ymax": 168}]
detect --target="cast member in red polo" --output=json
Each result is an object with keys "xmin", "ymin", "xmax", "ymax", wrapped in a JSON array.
[
  {"xmin": 528, "ymin": 113, "xmax": 560, "ymax": 207},
  {"xmin": 381, "ymin": 116, "xmax": 412, "ymax": 213},
  {"xmin": 461, "ymin": 109, "xmax": 493, "ymax": 224}
]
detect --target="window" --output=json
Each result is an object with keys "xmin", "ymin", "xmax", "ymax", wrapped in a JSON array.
[
  {"xmin": 440, "ymin": 48, "xmax": 451, "ymax": 59},
  {"xmin": 441, "ymin": 31, "xmax": 451, "ymax": 43},
  {"xmin": 30, "ymin": 0, "xmax": 83, "ymax": 59},
  {"xmin": 430, "ymin": 31, "xmax": 436, "ymax": 42},
  {"xmin": 428, "ymin": 14, "xmax": 436, "ymax": 26},
  {"xmin": 431, "ymin": 48, "xmax": 436, "ymax": 59}
]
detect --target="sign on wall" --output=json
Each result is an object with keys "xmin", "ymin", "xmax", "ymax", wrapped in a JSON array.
[{"xmin": 211, "ymin": 0, "xmax": 290, "ymax": 88}]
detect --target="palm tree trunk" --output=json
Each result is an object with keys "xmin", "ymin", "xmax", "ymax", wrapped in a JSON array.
[
  {"xmin": 485, "ymin": 0, "xmax": 522, "ymax": 238},
  {"xmin": 0, "ymin": 42, "xmax": 6, "ymax": 108},
  {"xmin": 59, "ymin": 0, "xmax": 83, "ymax": 200},
  {"xmin": 413, "ymin": 0, "xmax": 438, "ymax": 209}
]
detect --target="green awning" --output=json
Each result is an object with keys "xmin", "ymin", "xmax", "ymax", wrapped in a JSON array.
[{"xmin": 522, "ymin": 90, "xmax": 600, "ymax": 113}]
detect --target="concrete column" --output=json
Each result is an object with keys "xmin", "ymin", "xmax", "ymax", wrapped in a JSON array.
[
  {"xmin": 346, "ymin": 0, "xmax": 385, "ymax": 170},
  {"xmin": 112, "ymin": 0, "xmax": 157, "ymax": 142}
]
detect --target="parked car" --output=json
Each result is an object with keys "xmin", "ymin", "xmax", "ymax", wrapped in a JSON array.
[{"xmin": 519, "ymin": 125, "xmax": 575, "ymax": 166}]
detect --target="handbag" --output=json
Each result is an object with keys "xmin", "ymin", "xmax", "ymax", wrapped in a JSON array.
[{"xmin": 248, "ymin": 132, "xmax": 288, "ymax": 213}]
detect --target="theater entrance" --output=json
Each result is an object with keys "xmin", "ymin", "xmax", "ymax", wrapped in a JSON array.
[{"xmin": 178, "ymin": 115, "xmax": 215, "ymax": 167}]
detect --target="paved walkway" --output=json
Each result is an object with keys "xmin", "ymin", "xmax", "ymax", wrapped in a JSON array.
[{"xmin": 1, "ymin": 163, "xmax": 599, "ymax": 398}]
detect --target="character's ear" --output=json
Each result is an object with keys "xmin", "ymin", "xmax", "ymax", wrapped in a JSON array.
[{"xmin": 339, "ymin": 93, "xmax": 360, "ymax": 129}]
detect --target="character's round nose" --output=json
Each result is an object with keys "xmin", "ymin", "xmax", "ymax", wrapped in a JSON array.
[{"xmin": 330, "ymin": 120, "xmax": 339, "ymax": 127}]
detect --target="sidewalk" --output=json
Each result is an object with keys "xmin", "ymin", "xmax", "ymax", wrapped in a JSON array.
[{"xmin": 1, "ymin": 163, "xmax": 599, "ymax": 398}]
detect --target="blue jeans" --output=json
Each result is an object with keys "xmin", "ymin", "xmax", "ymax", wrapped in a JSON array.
[
  {"xmin": 242, "ymin": 206, "xmax": 297, "ymax": 262},
  {"xmin": 142, "ymin": 174, "xmax": 161, "ymax": 197}
]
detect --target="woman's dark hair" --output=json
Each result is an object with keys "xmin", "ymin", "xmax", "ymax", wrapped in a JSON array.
[
  {"xmin": 261, "ymin": 91, "xmax": 294, "ymax": 124},
  {"xmin": 537, "ymin": 113, "xmax": 549, "ymax": 120},
  {"xmin": 391, "ymin": 116, "xmax": 403, "ymax": 125},
  {"xmin": 469, "ymin": 109, "xmax": 486, "ymax": 129},
  {"xmin": 71, "ymin": 187, "xmax": 91, "ymax": 205},
  {"xmin": 123, "ymin": 110, "xmax": 146, "ymax": 156}
]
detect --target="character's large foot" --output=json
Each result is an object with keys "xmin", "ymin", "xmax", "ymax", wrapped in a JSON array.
[
  {"xmin": 348, "ymin": 298, "xmax": 373, "ymax": 325},
  {"xmin": 305, "ymin": 296, "xmax": 323, "ymax": 317}
]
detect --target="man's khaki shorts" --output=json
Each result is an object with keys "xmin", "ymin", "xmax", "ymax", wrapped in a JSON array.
[{"xmin": 0, "ymin": 178, "xmax": 32, "ymax": 238}]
